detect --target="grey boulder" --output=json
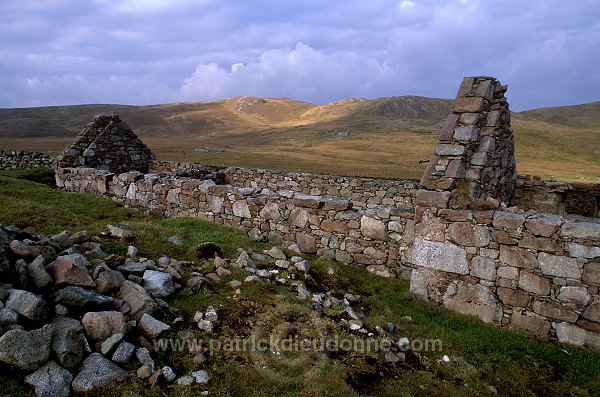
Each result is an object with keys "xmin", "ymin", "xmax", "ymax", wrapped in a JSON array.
[
  {"xmin": 72, "ymin": 353, "xmax": 128, "ymax": 393},
  {"xmin": 0, "ymin": 324, "xmax": 53, "ymax": 370},
  {"xmin": 24, "ymin": 360, "xmax": 73, "ymax": 397}
]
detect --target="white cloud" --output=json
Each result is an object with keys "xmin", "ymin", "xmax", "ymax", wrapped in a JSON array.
[
  {"xmin": 180, "ymin": 43, "xmax": 390, "ymax": 103},
  {"xmin": 400, "ymin": 1, "xmax": 415, "ymax": 10}
]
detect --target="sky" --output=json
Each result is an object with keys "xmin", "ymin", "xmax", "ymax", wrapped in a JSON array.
[{"xmin": 1, "ymin": 0, "xmax": 599, "ymax": 111}]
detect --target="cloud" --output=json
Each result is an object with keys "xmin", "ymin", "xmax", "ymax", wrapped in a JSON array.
[
  {"xmin": 1, "ymin": 0, "xmax": 600, "ymax": 109},
  {"xmin": 4, "ymin": 73, "xmax": 179, "ymax": 107},
  {"xmin": 180, "ymin": 43, "xmax": 390, "ymax": 103}
]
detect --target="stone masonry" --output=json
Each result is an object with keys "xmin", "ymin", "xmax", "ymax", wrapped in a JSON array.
[
  {"xmin": 54, "ymin": 77, "xmax": 600, "ymax": 347},
  {"xmin": 55, "ymin": 114, "xmax": 155, "ymax": 174},
  {"xmin": 410, "ymin": 76, "xmax": 600, "ymax": 348},
  {"xmin": 0, "ymin": 150, "xmax": 54, "ymax": 170}
]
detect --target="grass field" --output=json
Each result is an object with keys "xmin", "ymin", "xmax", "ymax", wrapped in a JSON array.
[
  {"xmin": 1, "ymin": 97, "xmax": 599, "ymax": 182},
  {"xmin": 0, "ymin": 168, "xmax": 599, "ymax": 397}
]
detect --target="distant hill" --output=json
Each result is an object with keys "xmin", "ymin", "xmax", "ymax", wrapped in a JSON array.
[{"xmin": 0, "ymin": 96, "xmax": 598, "ymax": 182}]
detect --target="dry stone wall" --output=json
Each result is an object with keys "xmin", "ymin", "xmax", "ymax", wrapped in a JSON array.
[
  {"xmin": 56, "ymin": 114, "xmax": 155, "ymax": 174},
  {"xmin": 411, "ymin": 76, "xmax": 600, "ymax": 348},
  {"xmin": 0, "ymin": 150, "xmax": 54, "ymax": 170},
  {"xmin": 55, "ymin": 167, "xmax": 416, "ymax": 278},
  {"xmin": 54, "ymin": 77, "xmax": 600, "ymax": 347}
]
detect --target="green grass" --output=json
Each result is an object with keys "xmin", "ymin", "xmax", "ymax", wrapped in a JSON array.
[{"xmin": 1, "ymin": 169, "xmax": 599, "ymax": 397}]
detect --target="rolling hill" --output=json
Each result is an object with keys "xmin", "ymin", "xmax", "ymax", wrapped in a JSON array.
[{"xmin": 0, "ymin": 96, "xmax": 598, "ymax": 181}]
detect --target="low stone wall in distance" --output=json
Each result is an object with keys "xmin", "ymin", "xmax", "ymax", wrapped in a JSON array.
[
  {"xmin": 55, "ymin": 167, "xmax": 416, "ymax": 279},
  {"xmin": 0, "ymin": 150, "xmax": 54, "ymax": 170}
]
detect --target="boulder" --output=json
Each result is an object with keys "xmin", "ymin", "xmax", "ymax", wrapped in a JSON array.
[
  {"xmin": 47, "ymin": 253, "xmax": 96, "ymax": 288},
  {"xmin": 24, "ymin": 360, "xmax": 73, "ymax": 397},
  {"xmin": 27, "ymin": 255, "xmax": 52, "ymax": 289},
  {"xmin": 139, "ymin": 313, "xmax": 171, "ymax": 339},
  {"xmin": 143, "ymin": 270, "xmax": 174, "ymax": 298},
  {"xmin": 9, "ymin": 240, "xmax": 42, "ymax": 258},
  {"xmin": 95, "ymin": 268, "xmax": 126, "ymax": 294},
  {"xmin": 112, "ymin": 341, "xmax": 136, "ymax": 364},
  {"xmin": 119, "ymin": 280, "xmax": 158, "ymax": 321},
  {"xmin": 51, "ymin": 317, "xmax": 84, "ymax": 370},
  {"xmin": 0, "ymin": 324, "xmax": 53, "ymax": 370},
  {"xmin": 53, "ymin": 286, "xmax": 114, "ymax": 311},
  {"xmin": 101, "ymin": 333, "xmax": 124, "ymax": 355},
  {"xmin": 0, "ymin": 308, "xmax": 19, "ymax": 326},
  {"xmin": 107, "ymin": 223, "xmax": 134, "ymax": 239},
  {"xmin": 5, "ymin": 289, "xmax": 48, "ymax": 322},
  {"xmin": 72, "ymin": 353, "xmax": 128, "ymax": 393},
  {"xmin": 82, "ymin": 311, "xmax": 127, "ymax": 341}
]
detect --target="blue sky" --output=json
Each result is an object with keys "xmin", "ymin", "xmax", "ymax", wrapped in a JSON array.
[{"xmin": 1, "ymin": 0, "xmax": 599, "ymax": 110}]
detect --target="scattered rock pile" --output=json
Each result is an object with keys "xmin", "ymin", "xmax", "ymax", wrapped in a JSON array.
[
  {"xmin": 0, "ymin": 223, "xmax": 185, "ymax": 396},
  {"xmin": 0, "ymin": 222, "xmax": 418, "ymax": 395}
]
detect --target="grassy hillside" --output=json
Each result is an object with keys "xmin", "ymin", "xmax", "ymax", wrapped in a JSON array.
[
  {"xmin": 0, "ymin": 97, "xmax": 599, "ymax": 181},
  {"xmin": 1, "ymin": 168, "xmax": 599, "ymax": 397}
]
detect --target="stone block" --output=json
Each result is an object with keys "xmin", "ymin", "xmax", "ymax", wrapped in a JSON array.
[
  {"xmin": 470, "ymin": 152, "xmax": 487, "ymax": 166},
  {"xmin": 435, "ymin": 144, "xmax": 465, "ymax": 156},
  {"xmin": 474, "ymin": 79, "xmax": 494, "ymax": 101},
  {"xmin": 439, "ymin": 114, "xmax": 460, "ymax": 141},
  {"xmin": 582, "ymin": 263, "xmax": 600, "ymax": 283},
  {"xmin": 499, "ymin": 245, "xmax": 537, "ymax": 269},
  {"xmin": 518, "ymin": 272, "xmax": 550, "ymax": 295},
  {"xmin": 296, "ymin": 233, "xmax": 316, "ymax": 254},
  {"xmin": 497, "ymin": 287, "xmax": 529, "ymax": 307},
  {"xmin": 455, "ymin": 77, "xmax": 475, "ymax": 99},
  {"xmin": 321, "ymin": 219, "xmax": 349, "ymax": 234},
  {"xmin": 582, "ymin": 303, "xmax": 600, "ymax": 323},
  {"xmin": 442, "ymin": 281, "xmax": 502, "ymax": 324},
  {"xmin": 532, "ymin": 300, "xmax": 578, "ymax": 323},
  {"xmin": 289, "ymin": 207, "xmax": 309, "ymax": 228},
  {"xmin": 453, "ymin": 126, "xmax": 479, "ymax": 142},
  {"xmin": 493, "ymin": 211, "xmax": 525, "ymax": 229},
  {"xmin": 438, "ymin": 209, "xmax": 472, "ymax": 222},
  {"xmin": 258, "ymin": 202, "xmax": 281, "ymax": 220},
  {"xmin": 554, "ymin": 322, "xmax": 586, "ymax": 346},
  {"xmin": 497, "ymin": 266, "xmax": 518, "ymax": 280},
  {"xmin": 444, "ymin": 160, "xmax": 465, "ymax": 178},
  {"xmin": 447, "ymin": 222, "xmax": 490, "ymax": 247},
  {"xmin": 470, "ymin": 256, "xmax": 496, "ymax": 280},
  {"xmin": 509, "ymin": 311, "xmax": 551, "ymax": 337},
  {"xmin": 360, "ymin": 216, "xmax": 387, "ymax": 240},
  {"xmin": 291, "ymin": 193, "xmax": 322, "ymax": 208},
  {"xmin": 524, "ymin": 214, "xmax": 562, "ymax": 237},
  {"xmin": 538, "ymin": 253, "xmax": 581, "ymax": 279},
  {"xmin": 557, "ymin": 286, "xmax": 591, "ymax": 306},
  {"xmin": 567, "ymin": 243, "xmax": 600, "ymax": 259},
  {"xmin": 232, "ymin": 200, "xmax": 251, "ymax": 218},
  {"xmin": 415, "ymin": 189, "xmax": 450, "ymax": 208},
  {"xmin": 453, "ymin": 97, "xmax": 484, "ymax": 113},
  {"xmin": 518, "ymin": 236, "xmax": 561, "ymax": 252},
  {"xmin": 492, "ymin": 230, "xmax": 517, "ymax": 245},
  {"xmin": 561, "ymin": 222, "xmax": 600, "ymax": 240},
  {"xmin": 412, "ymin": 237, "xmax": 468, "ymax": 274},
  {"xmin": 478, "ymin": 136, "xmax": 495, "ymax": 152}
]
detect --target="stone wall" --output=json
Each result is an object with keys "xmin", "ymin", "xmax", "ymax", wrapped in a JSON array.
[
  {"xmin": 410, "ymin": 76, "xmax": 600, "ymax": 348},
  {"xmin": 515, "ymin": 176, "xmax": 600, "ymax": 218},
  {"xmin": 56, "ymin": 114, "xmax": 155, "ymax": 173},
  {"xmin": 55, "ymin": 167, "xmax": 416, "ymax": 278},
  {"xmin": 54, "ymin": 77, "xmax": 600, "ymax": 347},
  {"xmin": 0, "ymin": 150, "xmax": 54, "ymax": 170}
]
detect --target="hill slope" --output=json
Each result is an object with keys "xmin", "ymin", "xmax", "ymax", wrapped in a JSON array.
[{"xmin": 0, "ymin": 97, "xmax": 598, "ymax": 181}]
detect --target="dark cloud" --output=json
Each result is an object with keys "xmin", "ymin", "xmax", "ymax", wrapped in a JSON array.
[{"xmin": 1, "ymin": 0, "xmax": 599, "ymax": 110}]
